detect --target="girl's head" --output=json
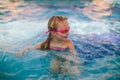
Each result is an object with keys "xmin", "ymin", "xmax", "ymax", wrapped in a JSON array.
[
  {"xmin": 48, "ymin": 16, "xmax": 68, "ymax": 30},
  {"xmin": 46, "ymin": 16, "xmax": 70, "ymax": 40},
  {"xmin": 41, "ymin": 16, "xmax": 70, "ymax": 49}
]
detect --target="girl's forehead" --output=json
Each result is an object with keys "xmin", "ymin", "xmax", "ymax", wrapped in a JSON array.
[{"xmin": 57, "ymin": 20, "xmax": 69, "ymax": 28}]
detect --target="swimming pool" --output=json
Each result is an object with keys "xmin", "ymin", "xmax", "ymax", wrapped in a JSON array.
[{"xmin": 0, "ymin": 0, "xmax": 120, "ymax": 80}]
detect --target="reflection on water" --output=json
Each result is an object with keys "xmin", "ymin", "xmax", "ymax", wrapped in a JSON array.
[
  {"xmin": 0, "ymin": 0, "xmax": 120, "ymax": 23},
  {"xmin": 0, "ymin": 0, "xmax": 24, "ymax": 23},
  {"xmin": 0, "ymin": 0, "xmax": 47, "ymax": 23},
  {"xmin": 83, "ymin": 0, "xmax": 113, "ymax": 21}
]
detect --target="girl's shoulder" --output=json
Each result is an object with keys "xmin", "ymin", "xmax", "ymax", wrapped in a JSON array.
[
  {"xmin": 65, "ymin": 39, "xmax": 75, "ymax": 50},
  {"xmin": 64, "ymin": 39, "xmax": 73, "ymax": 44}
]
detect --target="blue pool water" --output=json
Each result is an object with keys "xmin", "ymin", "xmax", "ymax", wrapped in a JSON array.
[{"xmin": 0, "ymin": 0, "xmax": 120, "ymax": 80}]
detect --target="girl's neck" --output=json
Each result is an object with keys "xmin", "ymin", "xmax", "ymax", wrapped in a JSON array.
[
  {"xmin": 50, "ymin": 38, "xmax": 65, "ymax": 49},
  {"xmin": 51, "ymin": 38, "xmax": 64, "ymax": 44}
]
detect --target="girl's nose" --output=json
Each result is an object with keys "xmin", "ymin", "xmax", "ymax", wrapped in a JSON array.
[{"xmin": 66, "ymin": 32, "xmax": 69, "ymax": 36}]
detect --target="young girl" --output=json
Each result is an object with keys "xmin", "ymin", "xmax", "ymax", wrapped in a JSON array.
[{"xmin": 17, "ymin": 15, "xmax": 79, "ymax": 74}]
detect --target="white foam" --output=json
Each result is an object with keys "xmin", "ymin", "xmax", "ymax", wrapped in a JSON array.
[{"xmin": 69, "ymin": 20, "xmax": 111, "ymax": 35}]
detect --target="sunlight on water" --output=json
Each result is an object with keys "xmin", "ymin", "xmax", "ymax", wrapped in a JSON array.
[{"xmin": 0, "ymin": 20, "xmax": 47, "ymax": 43}]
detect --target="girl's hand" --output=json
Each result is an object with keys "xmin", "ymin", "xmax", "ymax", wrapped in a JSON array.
[{"xmin": 16, "ymin": 51, "xmax": 24, "ymax": 56}]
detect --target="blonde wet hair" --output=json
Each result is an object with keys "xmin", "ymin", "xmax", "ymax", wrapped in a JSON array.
[{"xmin": 41, "ymin": 15, "xmax": 68, "ymax": 50}]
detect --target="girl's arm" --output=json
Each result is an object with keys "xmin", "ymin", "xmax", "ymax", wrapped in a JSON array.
[
  {"xmin": 67, "ymin": 39, "xmax": 79, "ymax": 65},
  {"xmin": 68, "ymin": 39, "xmax": 78, "ymax": 56},
  {"xmin": 16, "ymin": 43, "xmax": 42, "ymax": 56},
  {"xmin": 16, "ymin": 46, "xmax": 35, "ymax": 56}
]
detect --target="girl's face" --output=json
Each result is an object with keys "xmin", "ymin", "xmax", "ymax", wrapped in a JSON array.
[{"xmin": 55, "ymin": 20, "xmax": 70, "ymax": 40}]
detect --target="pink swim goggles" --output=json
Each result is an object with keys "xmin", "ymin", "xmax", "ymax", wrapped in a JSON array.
[{"xmin": 45, "ymin": 27, "xmax": 70, "ymax": 34}]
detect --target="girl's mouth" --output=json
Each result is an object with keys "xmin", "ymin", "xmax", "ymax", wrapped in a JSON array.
[{"xmin": 64, "ymin": 36, "xmax": 68, "ymax": 38}]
